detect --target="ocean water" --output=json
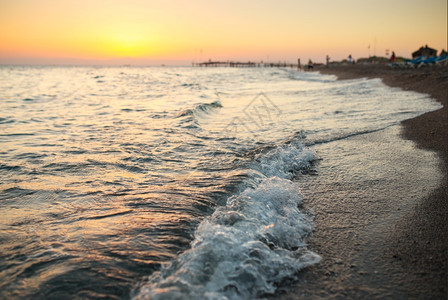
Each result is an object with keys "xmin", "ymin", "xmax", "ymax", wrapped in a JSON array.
[{"xmin": 0, "ymin": 66, "xmax": 441, "ymax": 299}]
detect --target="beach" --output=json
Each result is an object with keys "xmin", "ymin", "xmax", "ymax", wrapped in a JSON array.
[
  {"xmin": 1, "ymin": 65, "xmax": 445, "ymax": 299},
  {"xmin": 279, "ymin": 64, "xmax": 447, "ymax": 299}
]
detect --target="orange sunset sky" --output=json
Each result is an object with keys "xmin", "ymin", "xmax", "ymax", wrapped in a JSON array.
[{"xmin": 0, "ymin": 0, "xmax": 446, "ymax": 65}]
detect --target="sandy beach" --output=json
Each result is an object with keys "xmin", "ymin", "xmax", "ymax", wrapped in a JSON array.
[{"xmin": 279, "ymin": 64, "xmax": 447, "ymax": 299}]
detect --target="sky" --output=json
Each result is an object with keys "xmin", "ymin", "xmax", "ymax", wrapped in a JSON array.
[{"xmin": 0, "ymin": 0, "xmax": 446, "ymax": 65}]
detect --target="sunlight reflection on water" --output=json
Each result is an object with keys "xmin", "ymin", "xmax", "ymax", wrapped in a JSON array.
[{"xmin": 0, "ymin": 66, "xmax": 441, "ymax": 299}]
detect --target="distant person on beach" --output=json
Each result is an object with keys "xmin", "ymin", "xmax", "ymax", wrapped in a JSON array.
[
  {"xmin": 308, "ymin": 59, "xmax": 313, "ymax": 70},
  {"xmin": 391, "ymin": 51, "xmax": 396, "ymax": 62},
  {"xmin": 297, "ymin": 58, "xmax": 301, "ymax": 70},
  {"xmin": 348, "ymin": 54, "xmax": 352, "ymax": 64},
  {"xmin": 326, "ymin": 55, "xmax": 330, "ymax": 67}
]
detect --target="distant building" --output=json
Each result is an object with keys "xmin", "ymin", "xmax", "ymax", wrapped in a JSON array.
[{"xmin": 412, "ymin": 45, "xmax": 437, "ymax": 58}]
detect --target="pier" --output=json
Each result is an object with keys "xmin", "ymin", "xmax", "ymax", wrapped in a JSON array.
[{"xmin": 192, "ymin": 60, "xmax": 299, "ymax": 68}]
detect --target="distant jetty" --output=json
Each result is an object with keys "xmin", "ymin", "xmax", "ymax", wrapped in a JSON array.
[{"xmin": 192, "ymin": 61, "xmax": 299, "ymax": 68}]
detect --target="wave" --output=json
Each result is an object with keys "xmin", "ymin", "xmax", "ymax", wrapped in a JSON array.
[
  {"xmin": 176, "ymin": 100, "xmax": 223, "ymax": 130},
  {"xmin": 0, "ymin": 117, "xmax": 14, "ymax": 124},
  {"xmin": 133, "ymin": 138, "xmax": 320, "ymax": 300},
  {"xmin": 285, "ymin": 69, "xmax": 337, "ymax": 83},
  {"xmin": 177, "ymin": 100, "xmax": 223, "ymax": 118}
]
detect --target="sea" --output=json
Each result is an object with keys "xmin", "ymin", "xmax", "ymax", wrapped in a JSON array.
[{"xmin": 0, "ymin": 66, "xmax": 442, "ymax": 299}]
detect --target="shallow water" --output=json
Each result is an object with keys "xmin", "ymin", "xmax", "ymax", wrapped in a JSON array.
[
  {"xmin": 0, "ymin": 66, "xmax": 441, "ymax": 299},
  {"xmin": 279, "ymin": 125, "xmax": 443, "ymax": 299}
]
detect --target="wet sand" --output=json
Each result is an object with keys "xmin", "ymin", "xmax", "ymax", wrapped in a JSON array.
[{"xmin": 280, "ymin": 64, "xmax": 447, "ymax": 299}]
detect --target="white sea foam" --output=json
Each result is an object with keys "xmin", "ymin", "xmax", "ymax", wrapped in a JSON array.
[
  {"xmin": 255, "ymin": 139, "xmax": 316, "ymax": 179},
  {"xmin": 133, "ymin": 140, "xmax": 320, "ymax": 300}
]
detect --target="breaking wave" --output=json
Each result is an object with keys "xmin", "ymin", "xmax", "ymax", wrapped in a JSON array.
[{"xmin": 133, "ymin": 139, "xmax": 320, "ymax": 300}]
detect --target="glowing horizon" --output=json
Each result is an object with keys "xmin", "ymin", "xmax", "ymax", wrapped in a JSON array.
[{"xmin": 0, "ymin": 0, "xmax": 446, "ymax": 65}]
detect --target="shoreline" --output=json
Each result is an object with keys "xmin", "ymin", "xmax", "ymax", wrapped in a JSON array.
[
  {"xmin": 318, "ymin": 64, "xmax": 448, "ymax": 162},
  {"xmin": 281, "ymin": 64, "xmax": 447, "ymax": 299},
  {"xmin": 319, "ymin": 67, "xmax": 447, "ymax": 289}
]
